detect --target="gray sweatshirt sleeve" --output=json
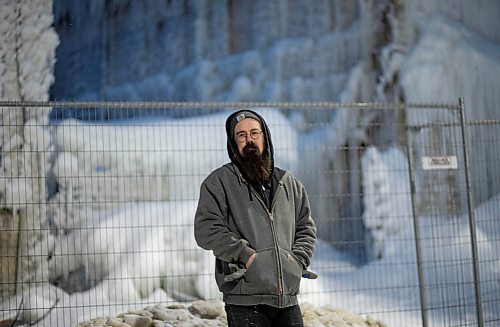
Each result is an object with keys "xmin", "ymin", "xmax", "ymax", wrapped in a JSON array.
[
  {"xmin": 194, "ymin": 177, "xmax": 255, "ymax": 264},
  {"xmin": 292, "ymin": 179, "xmax": 317, "ymax": 269}
]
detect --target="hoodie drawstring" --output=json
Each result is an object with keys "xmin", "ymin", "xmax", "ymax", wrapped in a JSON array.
[
  {"xmin": 247, "ymin": 184, "xmax": 253, "ymax": 201},
  {"xmin": 283, "ymin": 182, "xmax": 289, "ymax": 201}
]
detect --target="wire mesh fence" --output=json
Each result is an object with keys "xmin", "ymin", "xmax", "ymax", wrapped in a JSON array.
[{"xmin": 0, "ymin": 100, "xmax": 499, "ymax": 326}]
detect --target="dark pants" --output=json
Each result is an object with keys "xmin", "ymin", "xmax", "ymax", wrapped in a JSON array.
[{"xmin": 225, "ymin": 303, "xmax": 304, "ymax": 327}]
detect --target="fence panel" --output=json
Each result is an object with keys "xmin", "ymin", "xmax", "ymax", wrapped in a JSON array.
[
  {"xmin": 406, "ymin": 103, "xmax": 479, "ymax": 327},
  {"xmin": 0, "ymin": 101, "xmax": 498, "ymax": 326},
  {"xmin": 466, "ymin": 119, "xmax": 500, "ymax": 326}
]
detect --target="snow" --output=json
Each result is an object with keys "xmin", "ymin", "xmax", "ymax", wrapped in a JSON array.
[
  {"xmin": 361, "ymin": 147, "xmax": 412, "ymax": 260},
  {"xmin": 52, "ymin": 108, "xmax": 296, "ymax": 205}
]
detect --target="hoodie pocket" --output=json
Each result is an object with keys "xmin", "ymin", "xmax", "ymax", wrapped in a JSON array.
[
  {"xmin": 240, "ymin": 249, "xmax": 279, "ymax": 295},
  {"xmin": 216, "ymin": 260, "xmax": 243, "ymax": 294},
  {"xmin": 279, "ymin": 248, "xmax": 303, "ymax": 295}
]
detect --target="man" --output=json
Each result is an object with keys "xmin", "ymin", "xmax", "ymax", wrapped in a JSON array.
[{"xmin": 194, "ymin": 110, "xmax": 317, "ymax": 326}]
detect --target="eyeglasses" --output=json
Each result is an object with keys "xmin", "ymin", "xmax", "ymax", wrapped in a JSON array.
[{"xmin": 235, "ymin": 129, "xmax": 263, "ymax": 143}]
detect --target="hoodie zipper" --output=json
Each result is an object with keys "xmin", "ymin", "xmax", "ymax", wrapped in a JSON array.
[
  {"xmin": 269, "ymin": 210, "xmax": 285, "ymax": 307},
  {"xmin": 246, "ymin": 177, "xmax": 286, "ymax": 307}
]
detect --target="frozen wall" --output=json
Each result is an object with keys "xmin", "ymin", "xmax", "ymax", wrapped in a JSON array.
[
  {"xmin": 401, "ymin": 0, "xmax": 500, "ymax": 45},
  {"xmin": 398, "ymin": 16, "xmax": 500, "ymax": 206},
  {"xmin": 47, "ymin": 0, "xmax": 500, "ymax": 257},
  {"xmin": 371, "ymin": 0, "xmax": 500, "ymax": 208},
  {"xmin": 51, "ymin": 0, "xmax": 362, "ymax": 106},
  {"xmin": 0, "ymin": 0, "xmax": 59, "ymax": 295}
]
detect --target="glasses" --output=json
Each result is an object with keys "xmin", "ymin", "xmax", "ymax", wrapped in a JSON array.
[{"xmin": 235, "ymin": 129, "xmax": 263, "ymax": 143}]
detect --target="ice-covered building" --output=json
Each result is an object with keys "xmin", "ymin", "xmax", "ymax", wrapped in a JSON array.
[{"xmin": 49, "ymin": 0, "xmax": 500, "ymax": 251}]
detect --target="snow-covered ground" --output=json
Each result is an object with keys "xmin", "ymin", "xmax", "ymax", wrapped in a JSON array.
[{"xmin": 7, "ymin": 191, "xmax": 500, "ymax": 326}]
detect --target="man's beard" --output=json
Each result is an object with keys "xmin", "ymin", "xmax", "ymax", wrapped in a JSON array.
[{"xmin": 237, "ymin": 142, "xmax": 271, "ymax": 182}]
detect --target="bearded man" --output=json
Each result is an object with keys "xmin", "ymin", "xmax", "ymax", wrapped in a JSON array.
[{"xmin": 194, "ymin": 110, "xmax": 317, "ymax": 326}]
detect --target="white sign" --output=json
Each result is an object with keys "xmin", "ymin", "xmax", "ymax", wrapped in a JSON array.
[{"xmin": 422, "ymin": 156, "xmax": 458, "ymax": 170}]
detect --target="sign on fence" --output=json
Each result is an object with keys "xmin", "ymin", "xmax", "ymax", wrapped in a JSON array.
[{"xmin": 421, "ymin": 155, "xmax": 458, "ymax": 170}]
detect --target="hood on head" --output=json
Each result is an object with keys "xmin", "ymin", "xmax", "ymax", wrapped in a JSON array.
[{"xmin": 225, "ymin": 109, "xmax": 274, "ymax": 169}]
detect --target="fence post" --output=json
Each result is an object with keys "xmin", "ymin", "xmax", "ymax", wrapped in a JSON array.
[
  {"xmin": 404, "ymin": 118, "xmax": 428, "ymax": 327},
  {"xmin": 0, "ymin": 209, "xmax": 19, "ymax": 297},
  {"xmin": 458, "ymin": 97, "xmax": 484, "ymax": 326}
]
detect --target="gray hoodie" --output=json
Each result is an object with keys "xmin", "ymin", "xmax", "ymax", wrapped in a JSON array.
[{"xmin": 194, "ymin": 110, "xmax": 316, "ymax": 308}]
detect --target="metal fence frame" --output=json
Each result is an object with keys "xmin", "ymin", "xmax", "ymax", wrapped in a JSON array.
[
  {"xmin": 405, "ymin": 99, "xmax": 481, "ymax": 326},
  {"xmin": 1, "ymin": 99, "xmax": 499, "ymax": 326}
]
